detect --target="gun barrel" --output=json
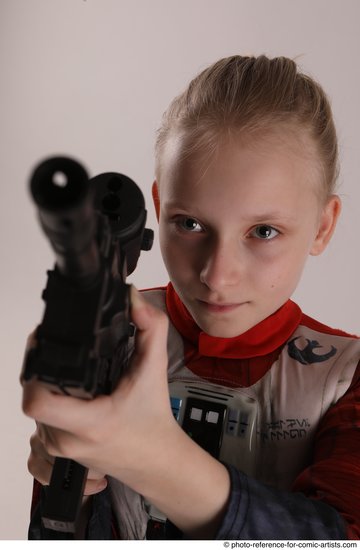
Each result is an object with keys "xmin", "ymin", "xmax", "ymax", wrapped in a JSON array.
[
  {"xmin": 25, "ymin": 155, "xmax": 154, "ymax": 532},
  {"xmin": 30, "ymin": 157, "xmax": 100, "ymax": 286}
]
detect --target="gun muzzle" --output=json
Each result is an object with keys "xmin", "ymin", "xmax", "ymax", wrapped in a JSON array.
[{"xmin": 30, "ymin": 157, "xmax": 100, "ymax": 286}]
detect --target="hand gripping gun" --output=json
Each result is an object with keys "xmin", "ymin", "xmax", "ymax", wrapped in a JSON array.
[{"xmin": 21, "ymin": 156, "xmax": 153, "ymax": 532}]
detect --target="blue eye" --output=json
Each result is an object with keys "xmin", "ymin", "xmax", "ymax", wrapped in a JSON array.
[
  {"xmin": 251, "ymin": 225, "xmax": 279, "ymax": 240},
  {"xmin": 178, "ymin": 217, "xmax": 203, "ymax": 233}
]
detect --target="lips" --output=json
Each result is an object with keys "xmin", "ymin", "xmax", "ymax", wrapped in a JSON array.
[{"xmin": 197, "ymin": 299, "xmax": 244, "ymax": 313}]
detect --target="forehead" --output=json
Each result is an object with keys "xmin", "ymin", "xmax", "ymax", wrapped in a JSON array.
[{"xmin": 159, "ymin": 129, "xmax": 321, "ymax": 207}]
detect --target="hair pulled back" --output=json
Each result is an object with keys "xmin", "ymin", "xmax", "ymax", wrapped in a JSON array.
[{"xmin": 155, "ymin": 55, "xmax": 339, "ymax": 198}]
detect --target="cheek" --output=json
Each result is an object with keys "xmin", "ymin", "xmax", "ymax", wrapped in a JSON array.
[
  {"xmin": 261, "ymin": 248, "xmax": 308, "ymax": 293},
  {"xmin": 159, "ymin": 230, "xmax": 190, "ymax": 280},
  {"xmin": 159, "ymin": 235, "xmax": 174, "ymax": 275},
  {"xmin": 158, "ymin": 224, "xmax": 172, "ymax": 257},
  {"xmin": 160, "ymin": 226, "xmax": 202, "ymax": 274}
]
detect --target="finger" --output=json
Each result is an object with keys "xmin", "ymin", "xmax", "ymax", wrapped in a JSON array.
[
  {"xmin": 38, "ymin": 420, "xmax": 95, "ymax": 461},
  {"xmin": 130, "ymin": 286, "xmax": 167, "ymax": 332},
  {"xmin": 30, "ymin": 429, "xmax": 55, "ymax": 464},
  {"xmin": 25, "ymin": 329, "xmax": 38, "ymax": 351},
  {"xmin": 84, "ymin": 476, "xmax": 108, "ymax": 496},
  {"xmin": 22, "ymin": 379, "xmax": 106, "ymax": 435},
  {"xmin": 28, "ymin": 453, "xmax": 106, "ymax": 495},
  {"xmin": 27, "ymin": 448, "xmax": 53, "ymax": 486},
  {"xmin": 29, "ymin": 434, "xmax": 107, "ymax": 494},
  {"xmin": 36, "ymin": 426, "xmax": 106, "ymax": 484},
  {"xmin": 20, "ymin": 329, "xmax": 38, "ymax": 385}
]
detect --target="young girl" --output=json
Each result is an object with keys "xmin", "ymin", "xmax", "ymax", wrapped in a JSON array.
[{"xmin": 23, "ymin": 55, "xmax": 360, "ymax": 540}]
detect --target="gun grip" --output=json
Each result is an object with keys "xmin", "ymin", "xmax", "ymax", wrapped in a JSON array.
[{"xmin": 42, "ymin": 457, "xmax": 88, "ymax": 533}]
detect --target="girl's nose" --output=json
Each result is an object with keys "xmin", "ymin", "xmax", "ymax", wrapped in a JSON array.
[{"xmin": 199, "ymin": 239, "xmax": 243, "ymax": 291}]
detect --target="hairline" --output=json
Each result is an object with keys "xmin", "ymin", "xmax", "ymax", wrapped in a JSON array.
[{"xmin": 155, "ymin": 120, "xmax": 331, "ymax": 205}]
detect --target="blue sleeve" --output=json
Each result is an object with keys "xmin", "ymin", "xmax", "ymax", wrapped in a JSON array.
[{"xmin": 215, "ymin": 465, "xmax": 347, "ymax": 540}]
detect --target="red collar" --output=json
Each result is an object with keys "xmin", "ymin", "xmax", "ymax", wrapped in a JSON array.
[{"xmin": 165, "ymin": 283, "xmax": 302, "ymax": 359}]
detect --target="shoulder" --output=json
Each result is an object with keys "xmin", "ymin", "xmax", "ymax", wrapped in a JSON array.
[
  {"xmin": 286, "ymin": 311, "xmax": 360, "ymax": 392},
  {"xmin": 293, "ymin": 312, "xmax": 360, "ymax": 360},
  {"xmin": 299, "ymin": 312, "xmax": 358, "ymax": 340}
]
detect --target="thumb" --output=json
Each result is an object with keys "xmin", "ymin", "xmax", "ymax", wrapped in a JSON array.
[
  {"xmin": 130, "ymin": 286, "xmax": 169, "ymax": 365},
  {"xmin": 130, "ymin": 285, "xmax": 154, "ymax": 331}
]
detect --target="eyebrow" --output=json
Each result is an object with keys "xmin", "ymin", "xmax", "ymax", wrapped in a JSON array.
[
  {"xmin": 164, "ymin": 202, "xmax": 294, "ymax": 223},
  {"xmin": 242, "ymin": 212, "xmax": 295, "ymax": 222}
]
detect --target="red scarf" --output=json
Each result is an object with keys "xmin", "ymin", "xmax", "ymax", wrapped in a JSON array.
[{"xmin": 165, "ymin": 282, "xmax": 302, "ymax": 387}]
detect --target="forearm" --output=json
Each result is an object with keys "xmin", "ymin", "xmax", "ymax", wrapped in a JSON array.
[
  {"xmin": 113, "ymin": 422, "xmax": 231, "ymax": 539},
  {"xmin": 111, "ymin": 430, "xmax": 346, "ymax": 541},
  {"xmin": 135, "ymin": 442, "xmax": 345, "ymax": 541},
  {"xmin": 216, "ymin": 466, "xmax": 347, "ymax": 540}
]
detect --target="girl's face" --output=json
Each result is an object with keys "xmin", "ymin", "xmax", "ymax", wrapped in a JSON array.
[{"xmin": 157, "ymin": 132, "xmax": 340, "ymax": 338}]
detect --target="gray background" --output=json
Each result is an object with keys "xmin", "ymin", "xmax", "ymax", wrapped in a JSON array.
[{"xmin": 1, "ymin": 0, "xmax": 359, "ymax": 539}]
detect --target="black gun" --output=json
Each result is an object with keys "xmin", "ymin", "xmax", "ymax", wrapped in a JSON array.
[{"xmin": 21, "ymin": 156, "xmax": 153, "ymax": 533}]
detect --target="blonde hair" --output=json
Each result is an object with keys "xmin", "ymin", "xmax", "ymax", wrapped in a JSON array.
[{"xmin": 155, "ymin": 55, "xmax": 339, "ymax": 199}]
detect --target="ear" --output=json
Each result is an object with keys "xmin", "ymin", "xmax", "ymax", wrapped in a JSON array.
[
  {"xmin": 152, "ymin": 181, "xmax": 160, "ymax": 222},
  {"xmin": 310, "ymin": 195, "xmax": 342, "ymax": 256}
]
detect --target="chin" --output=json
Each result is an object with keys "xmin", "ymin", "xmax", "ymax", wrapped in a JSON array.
[
  {"xmin": 208, "ymin": 329, "xmax": 242, "ymax": 338},
  {"xmin": 197, "ymin": 320, "xmax": 252, "ymax": 339}
]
